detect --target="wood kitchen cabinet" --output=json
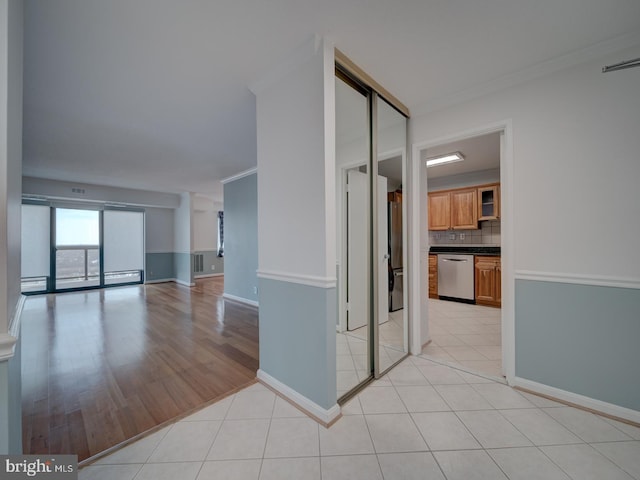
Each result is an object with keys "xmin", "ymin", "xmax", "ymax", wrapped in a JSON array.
[
  {"xmin": 428, "ymin": 182, "xmax": 499, "ymax": 231},
  {"xmin": 428, "ymin": 254, "xmax": 438, "ymax": 298},
  {"xmin": 450, "ymin": 188, "xmax": 478, "ymax": 229},
  {"xmin": 478, "ymin": 183, "xmax": 500, "ymax": 221},
  {"xmin": 427, "ymin": 188, "xmax": 477, "ymax": 230},
  {"xmin": 427, "ymin": 191, "xmax": 450, "ymax": 230},
  {"xmin": 475, "ymin": 256, "xmax": 501, "ymax": 307}
]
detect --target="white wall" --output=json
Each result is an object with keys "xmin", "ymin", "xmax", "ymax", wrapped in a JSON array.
[
  {"xmin": 174, "ymin": 192, "xmax": 192, "ymax": 254},
  {"xmin": 412, "ymin": 43, "xmax": 640, "ymax": 280},
  {"xmin": 256, "ymin": 38, "xmax": 335, "ymax": 279},
  {"xmin": 0, "ymin": 0, "xmax": 23, "ymax": 455},
  {"xmin": 23, "ymin": 176, "xmax": 180, "ymax": 208},
  {"xmin": 0, "ymin": 0, "xmax": 22, "ymax": 336},
  {"xmin": 145, "ymin": 207, "xmax": 174, "ymax": 253},
  {"xmin": 192, "ymin": 194, "xmax": 221, "ymax": 252},
  {"xmin": 193, "ymin": 211, "xmax": 217, "ymax": 251}
]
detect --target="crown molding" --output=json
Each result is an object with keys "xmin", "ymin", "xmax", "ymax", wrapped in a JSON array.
[{"xmin": 220, "ymin": 167, "xmax": 257, "ymax": 185}]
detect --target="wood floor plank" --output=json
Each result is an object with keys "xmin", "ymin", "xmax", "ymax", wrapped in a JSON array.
[{"xmin": 21, "ymin": 277, "xmax": 259, "ymax": 461}]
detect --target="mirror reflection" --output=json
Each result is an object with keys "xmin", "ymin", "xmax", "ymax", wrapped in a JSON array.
[
  {"xmin": 376, "ymin": 98, "xmax": 408, "ymax": 374},
  {"xmin": 335, "ymin": 74, "xmax": 372, "ymax": 398}
]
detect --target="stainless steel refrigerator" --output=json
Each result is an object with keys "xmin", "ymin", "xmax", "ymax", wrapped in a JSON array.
[{"xmin": 388, "ymin": 196, "xmax": 403, "ymax": 311}]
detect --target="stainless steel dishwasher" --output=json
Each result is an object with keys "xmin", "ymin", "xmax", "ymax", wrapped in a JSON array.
[{"xmin": 437, "ymin": 254, "xmax": 475, "ymax": 301}]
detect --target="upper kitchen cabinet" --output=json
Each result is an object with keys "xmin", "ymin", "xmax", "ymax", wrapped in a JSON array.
[
  {"xmin": 427, "ymin": 191, "xmax": 451, "ymax": 230},
  {"xmin": 428, "ymin": 182, "xmax": 500, "ymax": 231},
  {"xmin": 427, "ymin": 186, "xmax": 478, "ymax": 230},
  {"xmin": 478, "ymin": 183, "xmax": 500, "ymax": 221},
  {"xmin": 450, "ymin": 188, "xmax": 478, "ymax": 229}
]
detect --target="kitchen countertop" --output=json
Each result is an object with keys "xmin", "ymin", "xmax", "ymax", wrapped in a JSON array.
[{"xmin": 429, "ymin": 245, "xmax": 501, "ymax": 255}]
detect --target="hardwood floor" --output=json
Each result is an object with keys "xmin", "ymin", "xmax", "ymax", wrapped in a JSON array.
[{"xmin": 21, "ymin": 277, "xmax": 259, "ymax": 461}]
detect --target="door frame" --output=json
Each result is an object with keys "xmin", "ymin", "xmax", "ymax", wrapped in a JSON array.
[{"xmin": 409, "ymin": 119, "xmax": 515, "ymax": 384}]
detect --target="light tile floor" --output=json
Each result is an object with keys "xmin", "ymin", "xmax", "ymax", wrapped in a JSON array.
[
  {"xmin": 423, "ymin": 299, "xmax": 503, "ymax": 378},
  {"xmin": 337, "ymin": 310, "xmax": 406, "ymax": 397},
  {"xmin": 80, "ymin": 357, "xmax": 640, "ymax": 480}
]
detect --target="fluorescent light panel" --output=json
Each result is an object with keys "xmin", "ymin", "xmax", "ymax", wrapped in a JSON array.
[{"xmin": 426, "ymin": 152, "xmax": 464, "ymax": 167}]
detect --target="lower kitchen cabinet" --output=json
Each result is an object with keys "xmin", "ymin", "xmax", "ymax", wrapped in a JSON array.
[
  {"xmin": 428, "ymin": 254, "xmax": 438, "ymax": 298},
  {"xmin": 475, "ymin": 255, "xmax": 501, "ymax": 307}
]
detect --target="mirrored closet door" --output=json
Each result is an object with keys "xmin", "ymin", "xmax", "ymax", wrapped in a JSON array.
[{"xmin": 335, "ymin": 61, "xmax": 409, "ymax": 402}]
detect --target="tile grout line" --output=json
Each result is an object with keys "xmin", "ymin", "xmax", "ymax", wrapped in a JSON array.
[{"xmin": 389, "ymin": 375, "xmax": 451, "ymax": 480}]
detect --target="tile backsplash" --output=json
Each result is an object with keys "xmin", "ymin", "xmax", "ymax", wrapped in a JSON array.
[{"xmin": 429, "ymin": 220, "xmax": 501, "ymax": 246}]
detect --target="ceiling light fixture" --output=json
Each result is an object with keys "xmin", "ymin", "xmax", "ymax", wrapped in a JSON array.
[{"xmin": 425, "ymin": 152, "xmax": 464, "ymax": 168}]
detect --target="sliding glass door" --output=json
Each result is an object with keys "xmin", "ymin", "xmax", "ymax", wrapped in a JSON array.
[
  {"xmin": 20, "ymin": 205, "xmax": 145, "ymax": 293},
  {"xmin": 55, "ymin": 208, "xmax": 101, "ymax": 290}
]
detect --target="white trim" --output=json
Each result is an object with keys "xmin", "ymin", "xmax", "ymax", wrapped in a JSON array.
[
  {"xmin": 145, "ymin": 250, "xmax": 174, "ymax": 255},
  {"xmin": 175, "ymin": 279, "xmax": 196, "ymax": 287},
  {"xmin": 257, "ymin": 369, "xmax": 341, "ymax": 426},
  {"xmin": 1, "ymin": 296, "xmax": 26, "ymax": 361},
  {"xmin": 223, "ymin": 293, "xmax": 259, "ymax": 308},
  {"xmin": 145, "ymin": 278, "xmax": 175, "ymax": 284},
  {"xmin": 257, "ymin": 270, "xmax": 336, "ymax": 289},
  {"xmin": 513, "ymin": 376, "xmax": 640, "ymax": 425},
  {"xmin": 194, "ymin": 273, "xmax": 224, "ymax": 279},
  {"xmin": 0, "ymin": 334, "xmax": 18, "ymax": 362},
  {"xmin": 410, "ymin": 119, "xmax": 515, "ymax": 382},
  {"xmin": 221, "ymin": 167, "xmax": 258, "ymax": 185},
  {"xmin": 9, "ymin": 295, "xmax": 26, "ymax": 338},
  {"xmin": 409, "ymin": 130, "xmax": 423, "ymax": 355},
  {"xmin": 515, "ymin": 270, "xmax": 640, "ymax": 290},
  {"xmin": 413, "ymin": 30, "xmax": 640, "ymax": 116}
]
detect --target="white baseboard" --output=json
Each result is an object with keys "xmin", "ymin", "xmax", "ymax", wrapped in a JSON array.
[
  {"xmin": 257, "ymin": 369, "xmax": 341, "ymax": 427},
  {"xmin": 513, "ymin": 376, "xmax": 640, "ymax": 425},
  {"xmin": 145, "ymin": 278, "xmax": 175, "ymax": 284},
  {"xmin": 194, "ymin": 273, "xmax": 224, "ymax": 279},
  {"xmin": 175, "ymin": 279, "xmax": 196, "ymax": 287},
  {"xmin": 223, "ymin": 293, "xmax": 259, "ymax": 308}
]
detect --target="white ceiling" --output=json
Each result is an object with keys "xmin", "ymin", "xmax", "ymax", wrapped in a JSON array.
[
  {"xmin": 23, "ymin": 0, "xmax": 640, "ymax": 201},
  {"xmin": 424, "ymin": 132, "xmax": 500, "ymax": 179}
]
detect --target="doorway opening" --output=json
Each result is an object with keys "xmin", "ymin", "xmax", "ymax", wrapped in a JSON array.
[{"xmin": 412, "ymin": 124, "xmax": 514, "ymax": 383}]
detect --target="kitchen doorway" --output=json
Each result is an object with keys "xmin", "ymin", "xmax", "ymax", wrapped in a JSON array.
[{"xmin": 411, "ymin": 124, "xmax": 514, "ymax": 382}]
